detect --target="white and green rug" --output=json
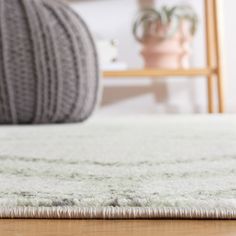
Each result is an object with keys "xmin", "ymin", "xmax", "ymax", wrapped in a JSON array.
[{"xmin": 0, "ymin": 115, "xmax": 236, "ymax": 219}]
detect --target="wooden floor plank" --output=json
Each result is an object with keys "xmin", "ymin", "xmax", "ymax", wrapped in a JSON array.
[{"xmin": 1, "ymin": 220, "xmax": 236, "ymax": 236}]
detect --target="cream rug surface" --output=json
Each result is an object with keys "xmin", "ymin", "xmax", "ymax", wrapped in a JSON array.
[{"xmin": 0, "ymin": 115, "xmax": 236, "ymax": 219}]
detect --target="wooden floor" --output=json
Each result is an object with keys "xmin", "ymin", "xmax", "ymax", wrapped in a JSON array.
[{"xmin": 1, "ymin": 220, "xmax": 236, "ymax": 236}]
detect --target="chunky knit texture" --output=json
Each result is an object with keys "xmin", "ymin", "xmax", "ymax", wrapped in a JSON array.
[{"xmin": 0, "ymin": 0, "xmax": 99, "ymax": 124}]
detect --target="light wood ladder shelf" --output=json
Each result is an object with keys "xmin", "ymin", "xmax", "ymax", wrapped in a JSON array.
[
  {"xmin": 103, "ymin": 0, "xmax": 224, "ymax": 113},
  {"xmin": 103, "ymin": 68, "xmax": 214, "ymax": 78}
]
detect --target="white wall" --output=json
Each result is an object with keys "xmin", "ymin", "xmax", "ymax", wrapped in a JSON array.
[
  {"xmin": 222, "ymin": 0, "xmax": 236, "ymax": 113},
  {"xmin": 70, "ymin": 0, "xmax": 235, "ymax": 114}
]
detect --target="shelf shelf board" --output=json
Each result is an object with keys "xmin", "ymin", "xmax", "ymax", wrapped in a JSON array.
[{"xmin": 103, "ymin": 68, "xmax": 214, "ymax": 78}]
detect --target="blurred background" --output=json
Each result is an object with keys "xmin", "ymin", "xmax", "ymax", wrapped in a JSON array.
[{"xmin": 69, "ymin": 0, "xmax": 235, "ymax": 115}]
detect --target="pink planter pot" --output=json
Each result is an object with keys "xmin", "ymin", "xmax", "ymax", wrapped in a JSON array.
[{"xmin": 140, "ymin": 22, "xmax": 192, "ymax": 69}]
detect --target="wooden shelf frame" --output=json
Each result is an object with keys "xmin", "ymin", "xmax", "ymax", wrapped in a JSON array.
[
  {"xmin": 103, "ymin": 68, "xmax": 214, "ymax": 78},
  {"xmin": 102, "ymin": 0, "xmax": 224, "ymax": 113}
]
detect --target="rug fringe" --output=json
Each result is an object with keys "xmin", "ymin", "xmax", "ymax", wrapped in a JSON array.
[{"xmin": 1, "ymin": 207, "xmax": 236, "ymax": 219}]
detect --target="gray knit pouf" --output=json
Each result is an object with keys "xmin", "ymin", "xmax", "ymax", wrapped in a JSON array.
[{"xmin": 0, "ymin": 0, "xmax": 99, "ymax": 124}]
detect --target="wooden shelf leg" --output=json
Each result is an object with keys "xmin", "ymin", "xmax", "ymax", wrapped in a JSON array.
[
  {"xmin": 205, "ymin": 0, "xmax": 215, "ymax": 113},
  {"xmin": 212, "ymin": 0, "xmax": 225, "ymax": 113},
  {"xmin": 207, "ymin": 75, "xmax": 214, "ymax": 113}
]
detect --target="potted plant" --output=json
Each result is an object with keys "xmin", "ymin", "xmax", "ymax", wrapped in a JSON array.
[{"xmin": 133, "ymin": 5, "xmax": 199, "ymax": 69}]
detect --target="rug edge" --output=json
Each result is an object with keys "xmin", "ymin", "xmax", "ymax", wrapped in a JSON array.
[{"xmin": 1, "ymin": 207, "xmax": 236, "ymax": 219}]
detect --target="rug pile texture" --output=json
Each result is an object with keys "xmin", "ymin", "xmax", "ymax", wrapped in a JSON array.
[{"xmin": 0, "ymin": 115, "xmax": 236, "ymax": 219}]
